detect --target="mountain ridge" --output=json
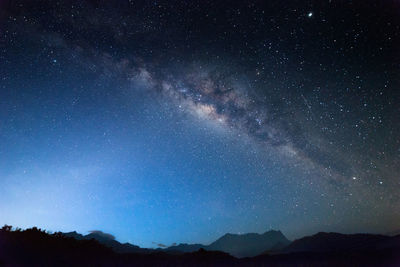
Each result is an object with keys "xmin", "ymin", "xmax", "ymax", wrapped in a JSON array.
[
  {"xmin": 207, "ymin": 229, "xmax": 290, "ymax": 257},
  {"xmin": 2, "ymin": 226, "xmax": 400, "ymax": 266},
  {"xmin": 63, "ymin": 231, "xmax": 152, "ymax": 254},
  {"xmin": 267, "ymin": 231, "xmax": 400, "ymax": 255},
  {"xmin": 61, "ymin": 229, "xmax": 400, "ymax": 259},
  {"xmin": 63, "ymin": 229, "xmax": 290, "ymax": 258}
]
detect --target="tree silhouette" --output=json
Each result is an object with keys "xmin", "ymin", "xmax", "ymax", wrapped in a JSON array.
[{"xmin": 1, "ymin": 225, "xmax": 12, "ymax": 232}]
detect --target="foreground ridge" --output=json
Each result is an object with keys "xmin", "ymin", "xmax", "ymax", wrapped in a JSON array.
[{"xmin": 1, "ymin": 225, "xmax": 399, "ymax": 266}]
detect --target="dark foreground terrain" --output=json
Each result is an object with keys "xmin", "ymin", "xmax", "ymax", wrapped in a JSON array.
[{"xmin": 0, "ymin": 226, "xmax": 399, "ymax": 266}]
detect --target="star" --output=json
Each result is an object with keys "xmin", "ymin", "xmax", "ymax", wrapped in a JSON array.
[{"xmin": 1, "ymin": 0, "xmax": 399, "ymax": 250}]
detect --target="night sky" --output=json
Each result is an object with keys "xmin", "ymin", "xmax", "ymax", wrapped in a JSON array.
[{"xmin": 1, "ymin": 0, "xmax": 399, "ymax": 248}]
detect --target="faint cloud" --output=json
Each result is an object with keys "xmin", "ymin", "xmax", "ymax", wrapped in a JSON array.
[
  {"xmin": 152, "ymin": 242, "xmax": 167, "ymax": 248},
  {"xmin": 89, "ymin": 230, "xmax": 115, "ymax": 240}
]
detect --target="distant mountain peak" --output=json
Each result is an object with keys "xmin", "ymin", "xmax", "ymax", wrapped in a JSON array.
[
  {"xmin": 62, "ymin": 230, "xmax": 149, "ymax": 254},
  {"xmin": 279, "ymin": 232, "xmax": 391, "ymax": 254},
  {"xmin": 207, "ymin": 229, "xmax": 290, "ymax": 258},
  {"xmin": 163, "ymin": 229, "xmax": 290, "ymax": 258}
]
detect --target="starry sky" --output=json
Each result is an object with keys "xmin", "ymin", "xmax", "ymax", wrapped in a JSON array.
[{"xmin": 1, "ymin": 0, "xmax": 400, "ymax": 248}]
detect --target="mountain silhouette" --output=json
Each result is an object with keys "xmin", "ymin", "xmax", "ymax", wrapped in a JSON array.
[
  {"xmin": 63, "ymin": 231, "xmax": 152, "ymax": 254},
  {"xmin": 273, "ymin": 232, "xmax": 400, "ymax": 254},
  {"xmin": 63, "ymin": 229, "xmax": 290, "ymax": 257},
  {"xmin": 62, "ymin": 229, "xmax": 400, "ymax": 259},
  {"xmin": 386, "ymin": 229, "xmax": 400, "ymax": 236},
  {"xmin": 165, "ymin": 230, "xmax": 290, "ymax": 258},
  {"xmin": 2, "ymin": 225, "xmax": 400, "ymax": 266},
  {"xmin": 165, "ymin": 243, "xmax": 206, "ymax": 253},
  {"xmin": 207, "ymin": 230, "xmax": 290, "ymax": 258}
]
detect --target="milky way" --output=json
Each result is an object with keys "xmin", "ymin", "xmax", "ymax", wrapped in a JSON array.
[{"xmin": 1, "ymin": 0, "xmax": 400, "ymax": 247}]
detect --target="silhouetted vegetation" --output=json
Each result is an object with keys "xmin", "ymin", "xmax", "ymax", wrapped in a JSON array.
[
  {"xmin": 0, "ymin": 225, "xmax": 236, "ymax": 266},
  {"xmin": 1, "ymin": 225, "xmax": 399, "ymax": 266}
]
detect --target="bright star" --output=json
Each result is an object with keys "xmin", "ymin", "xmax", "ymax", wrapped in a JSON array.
[{"xmin": 308, "ymin": 12, "xmax": 313, "ymax": 18}]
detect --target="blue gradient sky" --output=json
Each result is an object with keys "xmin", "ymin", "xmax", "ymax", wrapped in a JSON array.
[{"xmin": 1, "ymin": 0, "xmax": 399, "ymax": 248}]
